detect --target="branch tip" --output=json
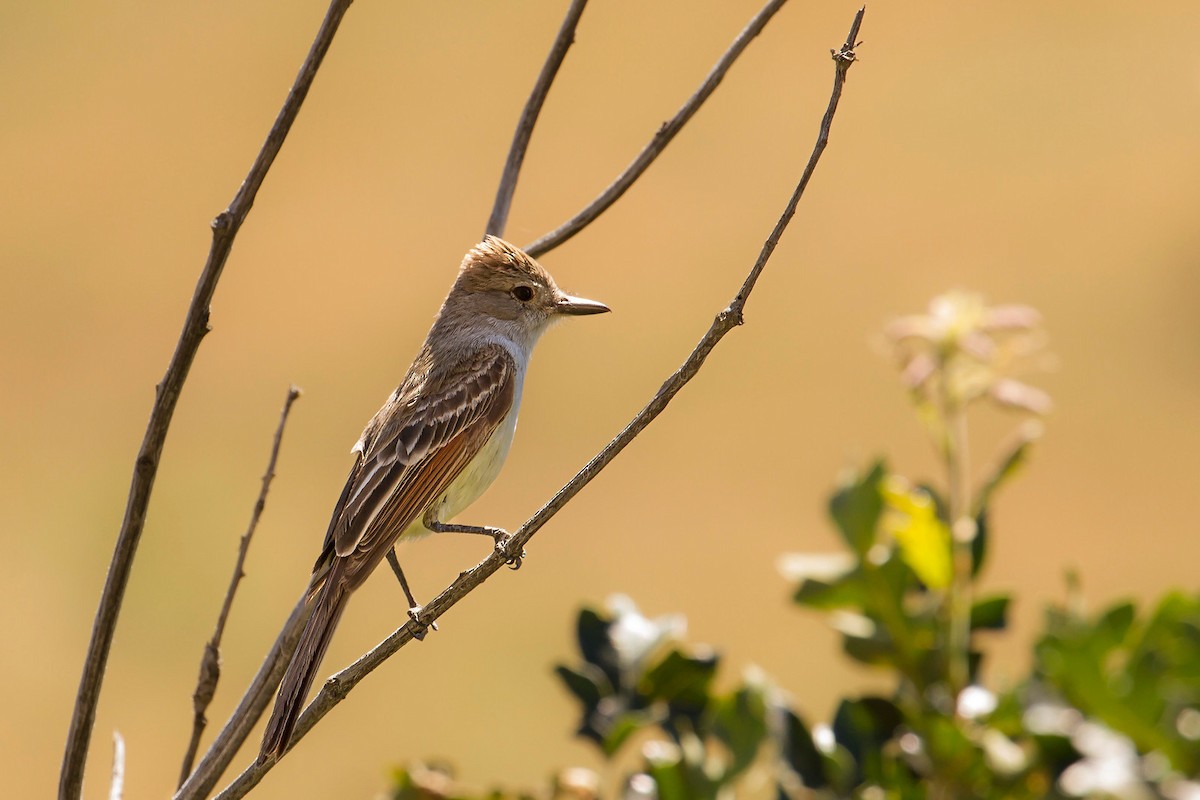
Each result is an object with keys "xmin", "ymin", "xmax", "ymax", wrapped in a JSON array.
[
  {"xmin": 523, "ymin": 0, "xmax": 790, "ymax": 258},
  {"xmin": 176, "ymin": 385, "xmax": 303, "ymax": 788},
  {"xmin": 486, "ymin": 0, "xmax": 589, "ymax": 238}
]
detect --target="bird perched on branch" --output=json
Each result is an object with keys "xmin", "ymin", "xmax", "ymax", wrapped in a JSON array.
[{"xmin": 260, "ymin": 236, "xmax": 609, "ymax": 760}]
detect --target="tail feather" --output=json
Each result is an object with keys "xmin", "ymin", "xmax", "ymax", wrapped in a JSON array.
[{"xmin": 259, "ymin": 576, "xmax": 349, "ymax": 761}]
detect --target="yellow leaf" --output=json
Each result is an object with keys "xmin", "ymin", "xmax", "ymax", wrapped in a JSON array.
[{"xmin": 882, "ymin": 477, "xmax": 953, "ymax": 589}]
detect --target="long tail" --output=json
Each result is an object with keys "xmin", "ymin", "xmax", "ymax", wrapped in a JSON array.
[{"xmin": 259, "ymin": 571, "xmax": 350, "ymax": 762}]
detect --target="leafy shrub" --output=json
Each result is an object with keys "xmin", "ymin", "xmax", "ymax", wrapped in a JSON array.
[{"xmin": 390, "ymin": 293, "xmax": 1200, "ymax": 799}]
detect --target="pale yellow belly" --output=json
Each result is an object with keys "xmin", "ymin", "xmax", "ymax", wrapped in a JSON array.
[
  {"xmin": 398, "ymin": 399, "xmax": 520, "ymax": 541},
  {"xmin": 439, "ymin": 402, "xmax": 519, "ymax": 521}
]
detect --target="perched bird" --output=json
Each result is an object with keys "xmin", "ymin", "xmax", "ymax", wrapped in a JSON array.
[{"xmin": 259, "ymin": 236, "xmax": 609, "ymax": 760}]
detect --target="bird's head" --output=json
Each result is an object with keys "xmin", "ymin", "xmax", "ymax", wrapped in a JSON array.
[{"xmin": 447, "ymin": 236, "xmax": 609, "ymax": 349}]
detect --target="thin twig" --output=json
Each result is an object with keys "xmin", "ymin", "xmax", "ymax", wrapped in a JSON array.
[
  {"xmin": 522, "ymin": 0, "xmax": 790, "ymax": 259},
  {"xmin": 211, "ymin": 10, "xmax": 865, "ymax": 798},
  {"xmin": 486, "ymin": 0, "xmax": 590, "ymax": 239},
  {"xmin": 108, "ymin": 732, "xmax": 125, "ymax": 800},
  {"xmin": 177, "ymin": 387, "xmax": 302, "ymax": 788},
  {"xmin": 58, "ymin": 4, "xmax": 354, "ymax": 798},
  {"xmin": 174, "ymin": 592, "xmax": 311, "ymax": 800}
]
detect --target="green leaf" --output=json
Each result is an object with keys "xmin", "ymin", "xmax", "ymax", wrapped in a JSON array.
[
  {"xmin": 829, "ymin": 461, "xmax": 887, "ymax": 556},
  {"xmin": 972, "ymin": 506, "xmax": 990, "ymax": 577},
  {"xmin": 576, "ymin": 607, "xmax": 621, "ymax": 691},
  {"xmin": 831, "ymin": 697, "xmax": 904, "ymax": 783},
  {"xmin": 554, "ymin": 663, "xmax": 609, "ymax": 709},
  {"xmin": 779, "ymin": 707, "xmax": 827, "ymax": 789},
  {"xmin": 839, "ymin": 625, "xmax": 896, "ymax": 669},
  {"xmin": 971, "ymin": 594, "xmax": 1011, "ymax": 632},
  {"xmin": 558, "ymin": 650, "xmax": 654, "ymax": 754},
  {"xmin": 921, "ymin": 716, "xmax": 987, "ymax": 786},
  {"xmin": 711, "ymin": 683, "xmax": 768, "ymax": 779},
  {"xmin": 641, "ymin": 648, "xmax": 718, "ymax": 720},
  {"xmin": 643, "ymin": 743, "xmax": 721, "ymax": 800},
  {"xmin": 644, "ymin": 758, "xmax": 705, "ymax": 800},
  {"xmin": 1096, "ymin": 601, "xmax": 1136, "ymax": 648},
  {"xmin": 601, "ymin": 711, "xmax": 651, "ymax": 757},
  {"xmin": 817, "ymin": 746, "xmax": 859, "ymax": 796},
  {"xmin": 790, "ymin": 563, "xmax": 870, "ymax": 611}
]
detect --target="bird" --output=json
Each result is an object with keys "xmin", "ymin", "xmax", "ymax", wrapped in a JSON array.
[{"xmin": 258, "ymin": 236, "xmax": 609, "ymax": 761}]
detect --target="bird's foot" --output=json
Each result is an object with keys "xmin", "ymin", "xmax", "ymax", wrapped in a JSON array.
[
  {"xmin": 407, "ymin": 606, "xmax": 439, "ymax": 640},
  {"xmin": 492, "ymin": 529, "xmax": 525, "ymax": 570},
  {"xmin": 424, "ymin": 518, "xmax": 525, "ymax": 570}
]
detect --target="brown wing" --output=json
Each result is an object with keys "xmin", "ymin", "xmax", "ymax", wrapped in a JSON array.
[{"xmin": 320, "ymin": 345, "xmax": 515, "ymax": 589}]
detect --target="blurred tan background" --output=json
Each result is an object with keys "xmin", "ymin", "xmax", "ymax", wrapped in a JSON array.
[{"xmin": 3, "ymin": 1, "xmax": 1199, "ymax": 797}]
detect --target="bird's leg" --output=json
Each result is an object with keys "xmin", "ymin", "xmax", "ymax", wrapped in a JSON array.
[
  {"xmin": 423, "ymin": 510, "xmax": 525, "ymax": 569},
  {"xmin": 385, "ymin": 547, "xmax": 437, "ymax": 638}
]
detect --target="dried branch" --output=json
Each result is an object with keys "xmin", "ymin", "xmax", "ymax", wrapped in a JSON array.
[
  {"xmin": 485, "ymin": 0, "xmax": 590, "ymax": 239},
  {"xmin": 178, "ymin": 387, "xmax": 302, "ymax": 787},
  {"xmin": 210, "ymin": 9, "xmax": 865, "ymax": 798},
  {"xmin": 522, "ymin": 0, "xmax": 790, "ymax": 259},
  {"xmin": 174, "ymin": 593, "xmax": 310, "ymax": 800},
  {"xmin": 58, "ymin": 4, "xmax": 354, "ymax": 798}
]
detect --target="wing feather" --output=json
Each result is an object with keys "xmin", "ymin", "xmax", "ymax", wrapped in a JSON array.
[{"xmin": 323, "ymin": 345, "xmax": 515, "ymax": 580}]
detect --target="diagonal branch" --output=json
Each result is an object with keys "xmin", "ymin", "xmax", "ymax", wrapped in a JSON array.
[
  {"xmin": 486, "ymin": 0, "xmax": 590, "ymax": 239},
  {"xmin": 174, "ymin": 592, "xmax": 310, "ymax": 800},
  {"xmin": 210, "ymin": 8, "xmax": 865, "ymax": 798},
  {"xmin": 523, "ymin": 0, "xmax": 790, "ymax": 259},
  {"xmin": 178, "ymin": 387, "xmax": 302, "ymax": 788},
  {"xmin": 171, "ymin": 394, "xmax": 309, "ymax": 800},
  {"xmin": 58, "ymin": 3, "xmax": 354, "ymax": 799}
]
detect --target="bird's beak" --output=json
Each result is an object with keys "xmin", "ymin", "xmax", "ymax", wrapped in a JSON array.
[{"xmin": 555, "ymin": 293, "xmax": 611, "ymax": 316}]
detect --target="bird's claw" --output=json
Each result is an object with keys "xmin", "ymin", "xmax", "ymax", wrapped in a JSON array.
[
  {"xmin": 492, "ymin": 530, "xmax": 525, "ymax": 570},
  {"xmin": 407, "ymin": 606, "xmax": 439, "ymax": 640},
  {"xmin": 506, "ymin": 547, "xmax": 526, "ymax": 570}
]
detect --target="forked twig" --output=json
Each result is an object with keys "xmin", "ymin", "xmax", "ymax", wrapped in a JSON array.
[
  {"xmin": 486, "ymin": 0, "xmax": 590, "ymax": 239},
  {"xmin": 59, "ymin": 4, "xmax": 353, "ymax": 798},
  {"xmin": 177, "ymin": 387, "xmax": 302, "ymax": 787},
  {"xmin": 210, "ymin": 8, "xmax": 865, "ymax": 798},
  {"xmin": 523, "ymin": 0, "xmax": 790, "ymax": 258}
]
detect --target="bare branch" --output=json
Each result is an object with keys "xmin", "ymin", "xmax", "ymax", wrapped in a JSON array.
[
  {"xmin": 58, "ymin": 3, "xmax": 353, "ymax": 797},
  {"xmin": 108, "ymin": 732, "xmax": 125, "ymax": 800},
  {"xmin": 210, "ymin": 9, "xmax": 865, "ymax": 797},
  {"xmin": 486, "ymin": 0, "xmax": 590, "ymax": 239},
  {"xmin": 522, "ymin": 0, "xmax": 789, "ymax": 259},
  {"xmin": 174, "ymin": 593, "xmax": 311, "ymax": 800},
  {"xmin": 178, "ymin": 387, "xmax": 302, "ymax": 787}
]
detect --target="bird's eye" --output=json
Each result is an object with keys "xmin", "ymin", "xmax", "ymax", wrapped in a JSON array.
[{"xmin": 511, "ymin": 285, "xmax": 534, "ymax": 302}]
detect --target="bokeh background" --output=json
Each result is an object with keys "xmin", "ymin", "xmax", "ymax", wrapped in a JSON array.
[{"xmin": 4, "ymin": 1, "xmax": 1199, "ymax": 797}]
